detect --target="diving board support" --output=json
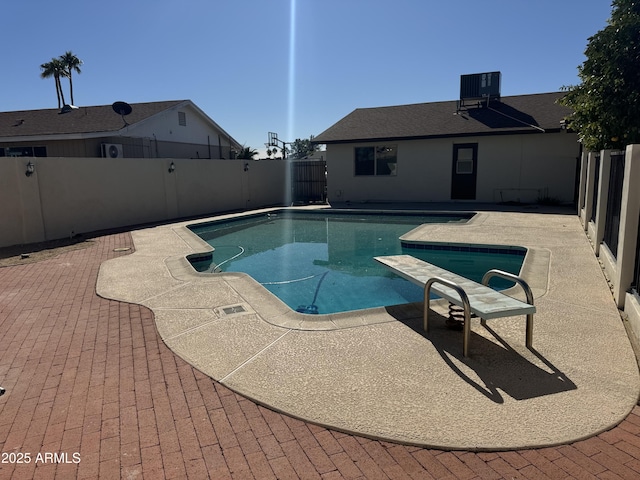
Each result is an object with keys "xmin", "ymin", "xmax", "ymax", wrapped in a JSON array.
[
  {"xmin": 482, "ymin": 269, "xmax": 534, "ymax": 349},
  {"xmin": 424, "ymin": 277, "xmax": 473, "ymax": 357}
]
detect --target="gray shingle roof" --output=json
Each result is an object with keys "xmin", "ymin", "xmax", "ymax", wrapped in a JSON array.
[
  {"xmin": 313, "ymin": 92, "xmax": 572, "ymax": 144},
  {"xmin": 0, "ymin": 100, "xmax": 185, "ymax": 138}
]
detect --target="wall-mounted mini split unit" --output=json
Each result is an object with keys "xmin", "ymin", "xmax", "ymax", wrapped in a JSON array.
[{"xmin": 102, "ymin": 143, "xmax": 123, "ymax": 158}]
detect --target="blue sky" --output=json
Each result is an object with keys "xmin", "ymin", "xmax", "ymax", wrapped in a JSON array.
[{"xmin": 3, "ymin": 1, "xmax": 613, "ymax": 155}]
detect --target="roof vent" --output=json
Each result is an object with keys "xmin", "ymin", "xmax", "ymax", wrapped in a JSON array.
[
  {"xmin": 60, "ymin": 104, "xmax": 79, "ymax": 114},
  {"xmin": 459, "ymin": 72, "xmax": 501, "ymax": 106}
]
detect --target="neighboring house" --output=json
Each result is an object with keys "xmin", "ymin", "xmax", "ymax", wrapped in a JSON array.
[
  {"xmin": 0, "ymin": 100, "xmax": 242, "ymax": 159},
  {"xmin": 313, "ymin": 89, "xmax": 580, "ymax": 204}
]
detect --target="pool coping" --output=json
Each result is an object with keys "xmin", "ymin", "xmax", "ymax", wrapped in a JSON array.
[
  {"xmin": 96, "ymin": 206, "xmax": 640, "ymax": 450},
  {"xmin": 167, "ymin": 208, "xmax": 549, "ymax": 331}
]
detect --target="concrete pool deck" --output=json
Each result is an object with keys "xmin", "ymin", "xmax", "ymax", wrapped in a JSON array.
[{"xmin": 96, "ymin": 206, "xmax": 640, "ymax": 451}]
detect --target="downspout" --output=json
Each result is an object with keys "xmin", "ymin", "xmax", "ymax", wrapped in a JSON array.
[
  {"xmin": 208, "ymin": 135, "xmax": 211, "ymax": 159},
  {"xmin": 218, "ymin": 134, "xmax": 223, "ymax": 159}
]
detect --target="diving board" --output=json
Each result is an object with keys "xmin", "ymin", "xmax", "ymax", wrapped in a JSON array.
[{"xmin": 374, "ymin": 254, "xmax": 535, "ymax": 356}]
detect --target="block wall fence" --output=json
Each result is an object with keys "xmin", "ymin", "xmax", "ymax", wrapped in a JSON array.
[
  {"xmin": 0, "ymin": 157, "xmax": 287, "ymax": 248},
  {"xmin": 578, "ymin": 144, "xmax": 640, "ymax": 342}
]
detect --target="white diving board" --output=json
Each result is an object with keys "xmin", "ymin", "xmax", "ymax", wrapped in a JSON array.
[{"xmin": 374, "ymin": 254, "xmax": 535, "ymax": 356}]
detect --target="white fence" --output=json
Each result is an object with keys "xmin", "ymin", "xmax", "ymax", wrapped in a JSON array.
[
  {"xmin": 0, "ymin": 157, "xmax": 288, "ymax": 248},
  {"xmin": 578, "ymin": 144, "xmax": 640, "ymax": 340}
]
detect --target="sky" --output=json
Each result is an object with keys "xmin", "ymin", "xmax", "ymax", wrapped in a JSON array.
[{"xmin": 2, "ymin": 0, "xmax": 614, "ymax": 156}]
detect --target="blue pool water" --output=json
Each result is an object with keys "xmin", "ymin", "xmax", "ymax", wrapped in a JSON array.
[{"xmin": 188, "ymin": 210, "xmax": 525, "ymax": 314}]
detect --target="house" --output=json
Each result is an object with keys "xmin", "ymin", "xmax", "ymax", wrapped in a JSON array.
[
  {"xmin": 0, "ymin": 100, "xmax": 242, "ymax": 160},
  {"xmin": 313, "ymin": 80, "xmax": 580, "ymax": 204}
]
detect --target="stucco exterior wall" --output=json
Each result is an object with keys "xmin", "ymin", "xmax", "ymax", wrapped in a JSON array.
[
  {"xmin": 326, "ymin": 132, "xmax": 579, "ymax": 204},
  {"xmin": 0, "ymin": 157, "xmax": 287, "ymax": 248},
  {"xmin": 127, "ymin": 103, "xmax": 223, "ymax": 145}
]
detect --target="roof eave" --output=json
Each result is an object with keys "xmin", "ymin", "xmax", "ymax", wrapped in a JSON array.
[
  {"xmin": 314, "ymin": 128, "xmax": 566, "ymax": 145},
  {"xmin": 0, "ymin": 130, "xmax": 125, "ymax": 143}
]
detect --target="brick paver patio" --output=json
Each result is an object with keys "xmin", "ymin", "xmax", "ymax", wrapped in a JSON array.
[{"xmin": 1, "ymin": 232, "xmax": 640, "ymax": 479}]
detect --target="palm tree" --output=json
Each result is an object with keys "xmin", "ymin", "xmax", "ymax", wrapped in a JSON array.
[
  {"xmin": 40, "ymin": 58, "xmax": 67, "ymax": 108},
  {"xmin": 60, "ymin": 51, "xmax": 82, "ymax": 105},
  {"xmin": 237, "ymin": 146, "xmax": 259, "ymax": 159}
]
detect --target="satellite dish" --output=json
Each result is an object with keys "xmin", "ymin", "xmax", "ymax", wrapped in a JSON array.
[
  {"xmin": 112, "ymin": 101, "xmax": 132, "ymax": 126},
  {"xmin": 112, "ymin": 101, "xmax": 132, "ymax": 116}
]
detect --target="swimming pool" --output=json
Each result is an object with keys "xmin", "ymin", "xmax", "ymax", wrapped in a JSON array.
[{"xmin": 188, "ymin": 210, "xmax": 526, "ymax": 314}]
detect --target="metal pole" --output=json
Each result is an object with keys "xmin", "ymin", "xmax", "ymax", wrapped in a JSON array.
[
  {"xmin": 481, "ymin": 269, "xmax": 535, "ymax": 348},
  {"xmin": 424, "ymin": 277, "xmax": 472, "ymax": 356}
]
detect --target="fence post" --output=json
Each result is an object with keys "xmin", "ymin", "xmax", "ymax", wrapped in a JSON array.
[
  {"xmin": 582, "ymin": 151, "xmax": 597, "ymax": 231},
  {"xmin": 592, "ymin": 150, "xmax": 612, "ymax": 255},
  {"xmin": 578, "ymin": 149, "xmax": 588, "ymax": 224},
  {"xmin": 612, "ymin": 145, "xmax": 640, "ymax": 308}
]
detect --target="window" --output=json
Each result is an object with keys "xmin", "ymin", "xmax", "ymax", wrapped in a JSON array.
[
  {"xmin": 355, "ymin": 147, "xmax": 374, "ymax": 175},
  {"xmin": 178, "ymin": 111, "xmax": 187, "ymax": 126},
  {"xmin": 455, "ymin": 147, "xmax": 474, "ymax": 174},
  {"xmin": 354, "ymin": 145, "xmax": 397, "ymax": 176},
  {"xmin": 451, "ymin": 143, "xmax": 478, "ymax": 200},
  {"xmin": 3, "ymin": 146, "xmax": 47, "ymax": 157}
]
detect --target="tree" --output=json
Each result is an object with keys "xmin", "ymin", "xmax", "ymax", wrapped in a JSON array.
[
  {"xmin": 289, "ymin": 136, "xmax": 319, "ymax": 159},
  {"xmin": 237, "ymin": 146, "xmax": 259, "ymax": 159},
  {"xmin": 266, "ymin": 146, "xmax": 289, "ymax": 158},
  {"xmin": 40, "ymin": 58, "xmax": 67, "ymax": 109},
  {"xmin": 60, "ymin": 51, "xmax": 82, "ymax": 105},
  {"xmin": 559, "ymin": 0, "xmax": 640, "ymax": 151}
]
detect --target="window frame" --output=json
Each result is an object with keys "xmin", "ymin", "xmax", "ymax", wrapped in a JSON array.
[
  {"xmin": 354, "ymin": 145, "xmax": 397, "ymax": 177},
  {"xmin": 2, "ymin": 146, "xmax": 47, "ymax": 157}
]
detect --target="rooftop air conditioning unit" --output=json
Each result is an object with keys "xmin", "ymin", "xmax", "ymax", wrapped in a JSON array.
[
  {"xmin": 102, "ymin": 143, "xmax": 123, "ymax": 158},
  {"xmin": 460, "ymin": 72, "xmax": 501, "ymax": 102}
]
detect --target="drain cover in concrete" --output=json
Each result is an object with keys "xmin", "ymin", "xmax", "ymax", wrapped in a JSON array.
[{"xmin": 222, "ymin": 305, "xmax": 246, "ymax": 315}]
